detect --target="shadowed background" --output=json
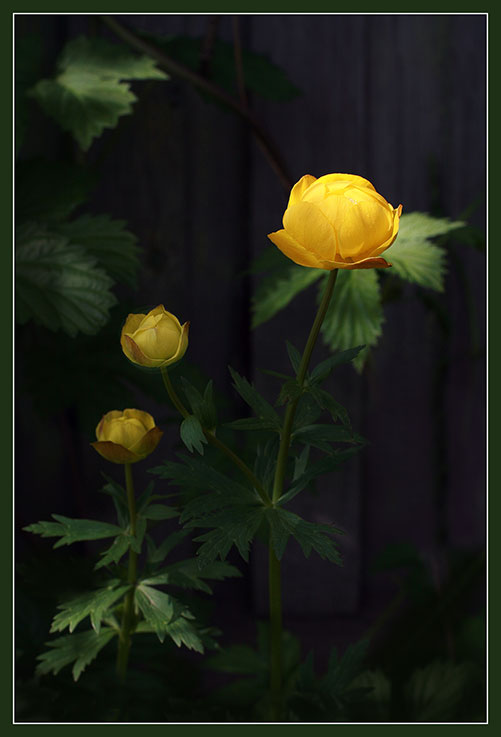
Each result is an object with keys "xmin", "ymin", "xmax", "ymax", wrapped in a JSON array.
[{"xmin": 15, "ymin": 13, "xmax": 486, "ymax": 722}]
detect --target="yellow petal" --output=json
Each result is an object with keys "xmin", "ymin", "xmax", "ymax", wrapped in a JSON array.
[
  {"xmin": 121, "ymin": 334, "xmax": 159, "ymax": 367},
  {"xmin": 283, "ymin": 201, "xmax": 337, "ymax": 261},
  {"xmin": 96, "ymin": 410, "xmax": 123, "ymax": 441},
  {"xmin": 123, "ymin": 409, "xmax": 156, "ymax": 432},
  {"xmin": 287, "ymin": 174, "xmax": 317, "ymax": 208},
  {"xmin": 267, "ymin": 229, "xmax": 324, "ymax": 268},
  {"xmin": 91, "ymin": 440, "xmax": 138, "ymax": 464},
  {"xmin": 132, "ymin": 426, "xmax": 164, "ymax": 458},
  {"xmin": 122, "ymin": 312, "xmax": 146, "ymax": 336}
]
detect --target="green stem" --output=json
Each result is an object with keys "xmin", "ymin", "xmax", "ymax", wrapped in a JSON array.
[
  {"xmin": 160, "ymin": 366, "xmax": 270, "ymax": 505},
  {"xmin": 268, "ymin": 268, "xmax": 339, "ymax": 720},
  {"xmin": 116, "ymin": 462, "xmax": 138, "ymax": 682}
]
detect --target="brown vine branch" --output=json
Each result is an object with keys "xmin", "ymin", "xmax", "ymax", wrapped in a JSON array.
[{"xmin": 100, "ymin": 14, "xmax": 293, "ymax": 193}]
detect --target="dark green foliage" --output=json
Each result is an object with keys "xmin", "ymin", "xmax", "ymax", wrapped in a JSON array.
[
  {"xmin": 31, "ymin": 35, "xmax": 168, "ymax": 150},
  {"xmin": 24, "ymin": 515, "xmax": 124, "ymax": 548},
  {"xmin": 180, "ymin": 414, "xmax": 208, "ymax": 455},
  {"xmin": 36, "ymin": 628, "xmax": 117, "ymax": 682},
  {"xmin": 228, "ymin": 367, "xmax": 282, "ymax": 431},
  {"xmin": 50, "ymin": 581, "xmax": 130, "ymax": 634},
  {"xmin": 266, "ymin": 507, "xmax": 343, "ymax": 562},
  {"xmin": 55, "ymin": 215, "xmax": 141, "ymax": 288},
  {"xmin": 16, "ymin": 224, "xmax": 118, "ymax": 337},
  {"xmin": 181, "ymin": 378, "xmax": 218, "ymax": 430}
]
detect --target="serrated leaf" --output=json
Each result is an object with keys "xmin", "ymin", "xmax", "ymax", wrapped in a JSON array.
[
  {"xmin": 135, "ymin": 584, "xmax": 200, "ymax": 650},
  {"xmin": 24, "ymin": 515, "xmax": 123, "ymax": 547},
  {"xmin": 16, "ymin": 224, "xmax": 117, "ymax": 337},
  {"xmin": 55, "ymin": 214, "xmax": 140, "ymax": 288},
  {"xmin": 292, "ymin": 392, "xmax": 324, "ymax": 430},
  {"xmin": 180, "ymin": 414, "xmax": 208, "ymax": 455},
  {"xmin": 266, "ymin": 507, "xmax": 343, "ymax": 563},
  {"xmin": 385, "ymin": 213, "xmax": 463, "ymax": 291},
  {"xmin": 192, "ymin": 505, "xmax": 265, "ymax": 566},
  {"xmin": 280, "ymin": 447, "xmax": 364, "ymax": 505},
  {"xmin": 309, "ymin": 346, "xmax": 365, "ymax": 384},
  {"xmin": 30, "ymin": 35, "xmax": 168, "ymax": 150},
  {"xmin": 320, "ymin": 269, "xmax": 383, "ymax": 373},
  {"xmin": 36, "ymin": 628, "xmax": 116, "ymax": 681},
  {"xmin": 99, "ymin": 474, "xmax": 128, "ymax": 527},
  {"xmin": 94, "ymin": 533, "xmax": 130, "ymax": 570},
  {"xmin": 50, "ymin": 581, "xmax": 130, "ymax": 634},
  {"xmin": 277, "ymin": 378, "xmax": 303, "ymax": 406},
  {"xmin": 228, "ymin": 367, "xmax": 281, "ymax": 430},
  {"xmin": 129, "ymin": 515, "xmax": 147, "ymax": 554},
  {"xmin": 307, "ymin": 385, "xmax": 351, "ymax": 427},
  {"xmin": 144, "ymin": 558, "xmax": 241, "ymax": 594},
  {"xmin": 224, "ymin": 417, "xmax": 279, "ymax": 432},
  {"xmin": 252, "ymin": 262, "xmax": 323, "ymax": 328},
  {"xmin": 181, "ymin": 378, "xmax": 217, "ymax": 430},
  {"xmin": 291, "ymin": 423, "xmax": 361, "ymax": 454}
]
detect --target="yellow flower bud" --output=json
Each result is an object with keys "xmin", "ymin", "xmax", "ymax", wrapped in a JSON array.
[
  {"xmin": 268, "ymin": 173, "xmax": 402, "ymax": 270},
  {"xmin": 120, "ymin": 305, "xmax": 189, "ymax": 368},
  {"xmin": 91, "ymin": 409, "xmax": 163, "ymax": 464}
]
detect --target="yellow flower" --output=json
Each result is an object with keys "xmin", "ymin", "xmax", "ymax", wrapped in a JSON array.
[
  {"xmin": 91, "ymin": 409, "xmax": 163, "ymax": 464},
  {"xmin": 121, "ymin": 305, "xmax": 189, "ymax": 368},
  {"xmin": 268, "ymin": 173, "xmax": 402, "ymax": 270}
]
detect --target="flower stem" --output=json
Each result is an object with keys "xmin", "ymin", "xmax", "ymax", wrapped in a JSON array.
[
  {"xmin": 116, "ymin": 462, "xmax": 138, "ymax": 682},
  {"xmin": 268, "ymin": 268, "xmax": 339, "ymax": 719},
  {"xmin": 160, "ymin": 366, "xmax": 270, "ymax": 505}
]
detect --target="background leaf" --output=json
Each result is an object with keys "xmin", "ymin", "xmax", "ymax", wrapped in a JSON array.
[
  {"xmin": 30, "ymin": 36, "xmax": 168, "ymax": 150},
  {"xmin": 384, "ymin": 212, "xmax": 463, "ymax": 291},
  {"xmin": 36, "ymin": 628, "xmax": 116, "ymax": 681},
  {"xmin": 55, "ymin": 214, "xmax": 141, "ymax": 288},
  {"xmin": 320, "ymin": 269, "xmax": 383, "ymax": 372},
  {"xmin": 16, "ymin": 224, "xmax": 117, "ymax": 337}
]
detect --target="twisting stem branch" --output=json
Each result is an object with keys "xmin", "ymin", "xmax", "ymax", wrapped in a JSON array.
[
  {"xmin": 268, "ymin": 268, "xmax": 339, "ymax": 721},
  {"xmin": 160, "ymin": 367, "xmax": 270, "ymax": 505},
  {"xmin": 99, "ymin": 14, "xmax": 293, "ymax": 192},
  {"xmin": 116, "ymin": 462, "xmax": 138, "ymax": 681}
]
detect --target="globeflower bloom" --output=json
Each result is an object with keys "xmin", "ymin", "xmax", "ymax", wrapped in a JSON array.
[
  {"xmin": 268, "ymin": 173, "xmax": 402, "ymax": 270},
  {"xmin": 121, "ymin": 305, "xmax": 189, "ymax": 368},
  {"xmin": 91, "ymin": 409, "xmax": 163, "ymax": 464}
]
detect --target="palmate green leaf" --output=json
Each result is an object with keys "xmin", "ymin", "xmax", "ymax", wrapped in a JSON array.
[
  {"xmin": 181, "ymin": 378, "xmax": 218, "ymax": 430},
  {"xmin": 228, "ymin": 367, "xmax": 282, "ymax": 431},
  {"xmin": 16, "ymin": 225, "xmax": 117, "ymax": 337},
  {"xmin": 309, "ymin": 345, "xmax": 365, "ymax": 384},
  {"xmin": 99, "ymin": 475, "xmax": 128, "ymax": 528},
  {"xmin": 50, "ymin": 580, "xmax": 130, "ymax": 634},
  {"xmin": 192, "ymin": 505, "xmax": 266, "ymax": 567},
  {"xmin": 36, "ymin": 628, "xmax": 116, "ymax": 681},
  {"xmin": 320, "ymin": 269, "xmax": 383, "ymax": 373},
  {"xmin": 291, "ymin": 423, "xmax": 361, "ymax": 454},
  {"xmin": 24, "ymin": 514, "xmax": 123, "ymax": 548},
  {"xmin": 279, "ymin": 449, "xmax": 363, "ymax": 506},
  {"xmin": 307, "ymin": 385, "xmax": 351, "ymax": 427},
  {"xmin": 135, "ymin": 584, "xmax": 203, "ymax": 651},
  {"xmin": 143, "ymin": 558, "xmax": 241, "ymax": 594},
  {"xmin": 55, "ymin": 215, "xmax": 141, "ymax": 288},
  {"xmin": 266, "ymin": 507, "xmax": 343, "ymax": 563},
  {"xmin": 30, "ymin": 36, "xmax": 168, "ymax": 150},
  {"xmin": 180, "ymin": 414, "xmax": 208, "ymax": 455},
  {"xmin": 252, "ymin": 263, "xmax": 323, "ymax": 328},
  {"xmin": 385, "ymin": 212, "xmax": 463, "ymax": 291}
]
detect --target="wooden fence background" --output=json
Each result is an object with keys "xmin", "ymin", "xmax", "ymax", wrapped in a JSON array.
[{"xmin": 16, "ymin": 13, "xmax": 486, "ymax": 662}]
